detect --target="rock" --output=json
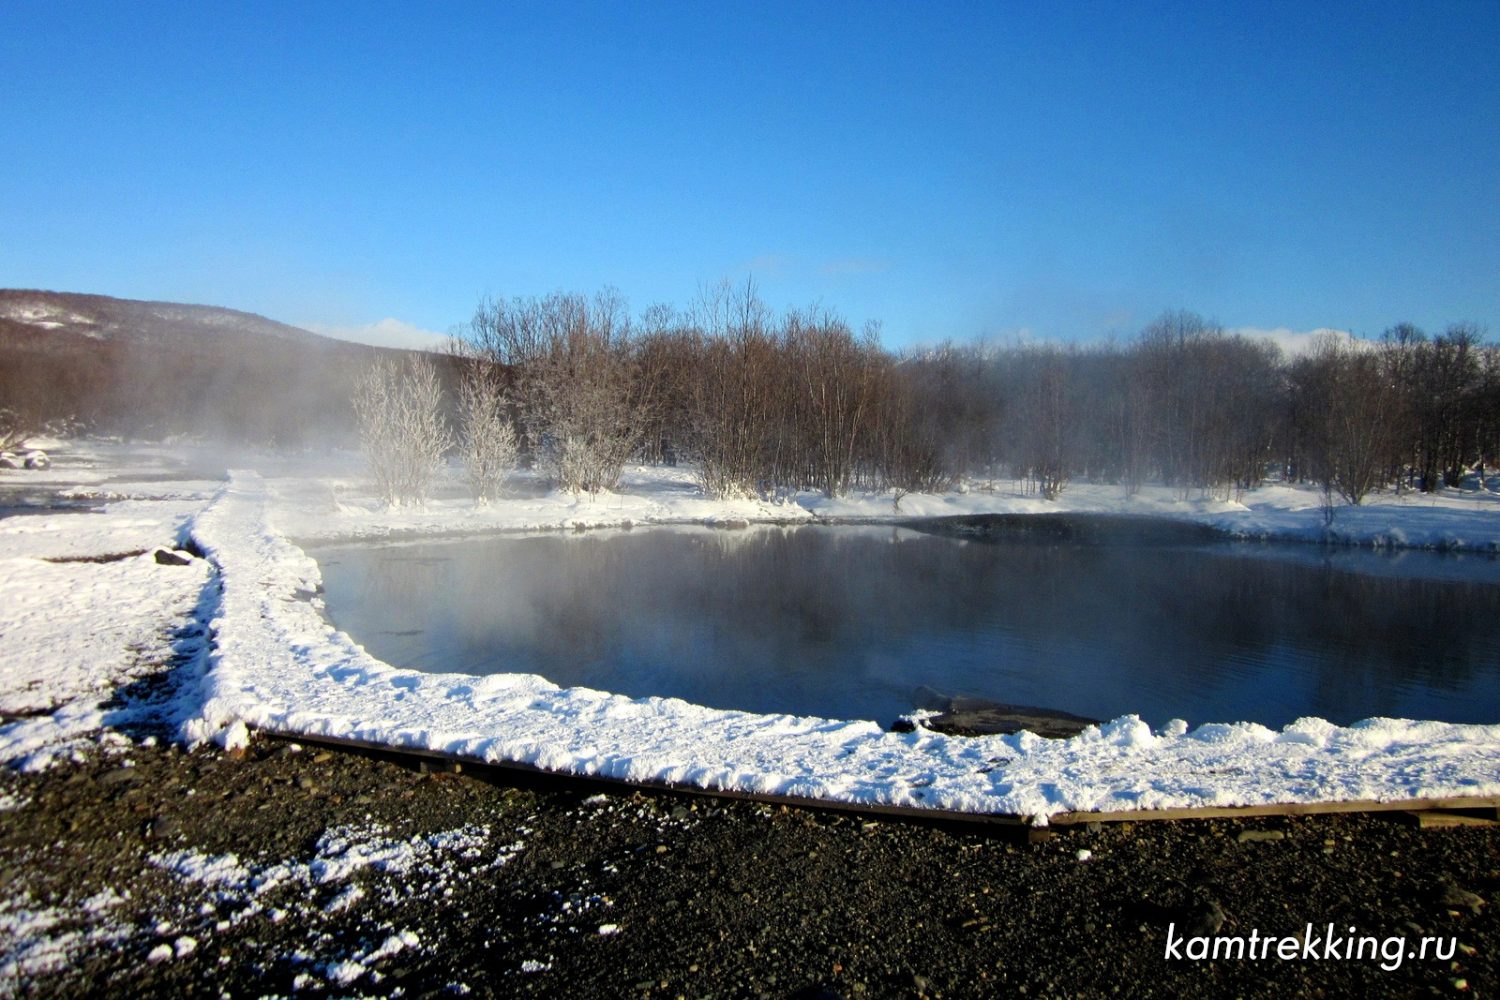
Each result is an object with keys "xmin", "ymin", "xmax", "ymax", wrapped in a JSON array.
[
  {"xmin": 147, "ymin": 815, "xmax": 182, "ymax": 840},
  {"xmin": 152, "ymin": 548, "xmax": 194, "ymax": 566},
  {"xmin": 896, "ymin": 693, "xmax": 1099, "ymax": 739},
  {"xmin": 23, "ymin": 451, "xmax": 50, "ymax": 470},
  {"xmin": 97, "ymin": 766, "xmax": 141, "ymax": 786},
  {"xmin": 1438, "ymin": 881, "xmax": 1486, "ymax": 915},
  {"xmin": 1178, "ymin": 899, "xmax": 1227, "ymax": 936},
  {"xmin": 1236, "ymin": 829, "xmax": 1286, "ymax": 844}
]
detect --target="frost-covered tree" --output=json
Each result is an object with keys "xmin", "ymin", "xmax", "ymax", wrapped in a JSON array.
[
  {"xmin": 460, "ymin": 289, "xmax": 651, "ymax": 494},
  {"xmin": 352, "ymin": 356, "xmax": 452, "ymax": 506},
  {"xmin": 456, "ymin": 362, "xmax": 518, "ymax": 503}
]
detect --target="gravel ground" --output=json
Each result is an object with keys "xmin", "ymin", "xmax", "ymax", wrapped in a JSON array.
[{"xmin": 0, "ymin": 729, "xmax": 1494, "ymax": 999}]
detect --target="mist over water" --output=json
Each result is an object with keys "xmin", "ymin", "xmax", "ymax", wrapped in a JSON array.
[{"xmin": 315, "ymin": 525, "xmax": 1500, "ymax": 730}]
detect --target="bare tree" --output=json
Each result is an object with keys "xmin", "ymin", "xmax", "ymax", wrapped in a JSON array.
[
  {"xmin": 872, "ymin": 357, "xmax": 953, "ymax": 505},
  {"xmin": 456, "ymin": 361, "xmax": 518, "ymax": 503},
  {"xmin": 787, "ymin": 309, "xmax": 882, "ymax": 498},
  {"xmin": 681, "ymin": 279, "xmax": 785, "ymax": 497},
  {"xmin": 0, "ymin": 408, "xmax": 33, "ymax": 453},
  {"xmin": 1292, "ymin": 334, "xmax": 1398, "ymax": 506},
  {"xmin": 352, "ymin": 355, "xmax": 453, "ymax": 506},
  {"xmin": 1010, "ymin": 346, "xmax": 1077, "ymax": 500},
  {"xmin": 460, "ymin": 289, "xmax": 653, "ymax": 494}
]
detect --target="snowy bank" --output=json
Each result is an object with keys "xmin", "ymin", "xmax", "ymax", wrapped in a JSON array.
[
  {"xmin": 264, "ymin": 457, "xmax": 1500, "ymax": 555},
  {"xmin": 181, "ymin": 470, "xmax": 1500, "ymax": 823}
]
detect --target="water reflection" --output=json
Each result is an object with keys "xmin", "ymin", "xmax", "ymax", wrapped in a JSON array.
[{"xmin": 314, "ymin": 525, "xmax": 1500, "ymax": 729}]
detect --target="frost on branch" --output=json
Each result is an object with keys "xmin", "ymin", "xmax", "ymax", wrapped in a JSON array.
[
  {"xmin": 351, "ymin": 356, "xmax": 453, "ymax": 507},
  {"xmin": 456, "ymin": 363, "xmax": 518, "ymax": 503}
]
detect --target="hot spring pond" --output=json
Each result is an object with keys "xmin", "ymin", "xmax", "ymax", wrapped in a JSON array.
[{"xmin": 313, "ymin": 521, "xmax": 1500, "ymax": 731}]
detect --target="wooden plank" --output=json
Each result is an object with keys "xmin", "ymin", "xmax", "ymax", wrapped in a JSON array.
[
  {"xmin": 1405, "ymin": 811, "xmax": 1500, "ymax": 829},
  {"xmin": 1043, "ymin": 796, "xmax": 1500, "ymax": 826},
  {"xmin": 257, "ymin": 727, "xmax": 1500, "ymax": 829}
]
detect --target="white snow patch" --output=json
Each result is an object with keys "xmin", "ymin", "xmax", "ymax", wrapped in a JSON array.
[
  {"xmin": 80, "ymin": 889, "xmax": 128, "ymax": 915},
  {"xmin": 0, "ymin": 552, "xmax": 209, "ymax": 718},
  {"xmin": 150, "ymin": 821, "xmax": 519, "ymax": 928}
]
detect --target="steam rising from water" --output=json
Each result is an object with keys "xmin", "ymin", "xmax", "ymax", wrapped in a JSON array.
[{"xmin": 315, "ymin": 525, "xmax": 1500, "ymax": 729}]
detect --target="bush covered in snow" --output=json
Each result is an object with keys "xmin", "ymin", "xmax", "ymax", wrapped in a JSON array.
[
  {"xmin": 456, "ymin": 363, "xmax": 518, "ymax": 503},
  {"xmin": 352, "ymin": 357, "xmax": 453, "ymax": 507}
]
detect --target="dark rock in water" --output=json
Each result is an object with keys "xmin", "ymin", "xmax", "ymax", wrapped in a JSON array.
[
  {"xmin": 895, "ymin": 693, "xmax": 1100, "ymax": 739},
  {"xmin": 153, "ymin": 547, "xmax": 194, "ymax": 566}
]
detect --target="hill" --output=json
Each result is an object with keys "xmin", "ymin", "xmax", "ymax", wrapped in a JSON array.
[{"xmin": 0, "ymin": 290, "xmax": 442, "ymax": 446}]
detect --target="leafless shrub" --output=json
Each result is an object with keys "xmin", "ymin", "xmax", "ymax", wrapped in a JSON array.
[
  {"xmin": 352, "ymin": 356, "xmax": 453, "ymax": 506},
  {"xmin": 0, "ymin": 408, "xmax": 32, "ymax": 452},
  {"xmin": 461, "ymin": 290, "xmax": 654, "ymax": 494},
  {"xmin": 456, "ymin": 362, "xmax": 518, "ymax": 503}
]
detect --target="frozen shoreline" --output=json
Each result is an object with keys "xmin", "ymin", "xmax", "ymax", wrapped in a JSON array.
[{"xmin": 4, "ymin": 441, "xmax": 1500, "ymax": 822}]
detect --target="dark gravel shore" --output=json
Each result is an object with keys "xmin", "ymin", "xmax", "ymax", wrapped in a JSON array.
[{"xmin": 0, "ymin": 733, "xmax": 1495, "ymax": 999}]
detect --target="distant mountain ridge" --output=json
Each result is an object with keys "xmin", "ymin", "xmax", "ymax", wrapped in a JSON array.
[
  {"xmin": 0, "ymin": 289, "xmax": 448, "ymax": 445},
  {"xmin": 0, "ymin": 289, "xmax": 336, "ymax": 349}
]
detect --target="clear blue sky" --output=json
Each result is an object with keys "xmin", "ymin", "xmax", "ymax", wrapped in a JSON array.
[{"xmin": 2, "ymin": 1, "xmax": 1496, "ymax": 350}]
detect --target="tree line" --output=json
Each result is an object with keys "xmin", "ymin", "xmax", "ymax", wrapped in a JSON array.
[{"xmin": 358, "ymin": 281, "xmax": 1499, "ymax": 508}]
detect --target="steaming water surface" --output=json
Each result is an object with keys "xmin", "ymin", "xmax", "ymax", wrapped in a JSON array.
[{"xmin": 313, "ymin": 524, "xmax": 1500, "ymax": 730}]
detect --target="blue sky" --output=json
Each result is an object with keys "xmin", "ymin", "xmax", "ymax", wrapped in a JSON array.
[{"xmin": 2, "ymin": 1, "xmax": 1496, "ymax": 351}]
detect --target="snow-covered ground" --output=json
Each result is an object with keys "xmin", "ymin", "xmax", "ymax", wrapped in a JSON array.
[{"xmin": 3, "ymin": 438, "xmax": 1500, "ymax": 824}]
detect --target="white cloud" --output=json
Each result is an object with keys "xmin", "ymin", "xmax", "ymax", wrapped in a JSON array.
[
  {"xmin": 303, "ymin": 318, "xmax": 450, "ymax": 352},
  {"xmin": 1229, "ymin": 326, "xmax": 1362, "ymax": 357}
]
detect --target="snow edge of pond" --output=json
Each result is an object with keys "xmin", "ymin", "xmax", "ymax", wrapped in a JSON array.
[{"xmin": 183, "ymin": 471, "xmax": 1500, "ymax": 824}]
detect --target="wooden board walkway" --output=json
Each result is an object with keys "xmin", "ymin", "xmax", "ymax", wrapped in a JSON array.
[{"xmin": 259, "ymin": 728, "xmax": 1500, "ymax": 830}]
